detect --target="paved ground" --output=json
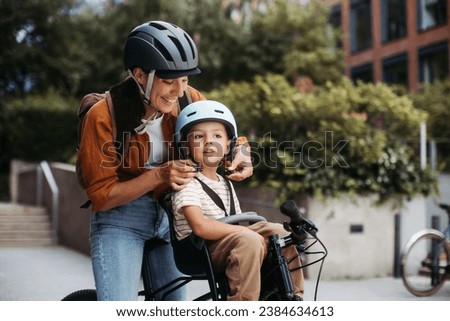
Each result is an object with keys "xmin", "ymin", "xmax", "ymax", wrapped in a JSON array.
[{"xmin": 0, "ymin": 246, "xmax": 449, "ymax": 301}]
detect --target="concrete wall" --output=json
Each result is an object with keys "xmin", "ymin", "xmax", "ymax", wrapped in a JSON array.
[
  {"xmin": 305, "ymin": 195, "xmax": 428, "ymax": 280},
  {"xmin": 307, "ymin": 195, "xmax": 398, "ymax": 279},
  {"xmin": 234, "ymin": 185, "xmax": 428, "ymax": 280},
  {"xmin": 10, "ymin": 159, "xmax": 432, "ymax": 280},
  {"xmin": 10, "ymin": 160, "xmax": 91, "ymax": 255},
  {"xmin": 51, "ymin": 163, "xmax": 91, "ymax": 255}
]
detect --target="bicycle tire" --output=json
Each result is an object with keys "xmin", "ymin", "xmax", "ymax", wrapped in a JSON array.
[
  {"xmin": 61, "ymin": 289, "xmax": 97, "ymax": 301},
  {"xmin": 400, "ymin": 229, "xmax": 450, "ymax": 297},
  {"xmin": 260, "ymin": 289, "xmax": 282, "ymax": 300},
  {"xmin": 259, "ymin": 287, "xmax": 303, "ymax": 301}
]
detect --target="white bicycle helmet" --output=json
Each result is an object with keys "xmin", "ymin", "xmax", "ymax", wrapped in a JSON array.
[{"xmin": 175, "ymin": 100, "xmax": 238, "ymax": 159}]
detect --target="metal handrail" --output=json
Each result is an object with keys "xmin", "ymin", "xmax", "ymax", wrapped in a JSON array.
[{"xmin": 36, "ymin": 161, "xmax": 59, "ymax": 244}]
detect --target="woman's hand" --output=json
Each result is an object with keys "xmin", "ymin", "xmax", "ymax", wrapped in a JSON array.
[
  {"xmin": 159, "ymin": 159, "xmax": 198, "ymax": 190},
  {"xmin": 226, "ymin": 144, "xmax": 253, "ymax": 181}
]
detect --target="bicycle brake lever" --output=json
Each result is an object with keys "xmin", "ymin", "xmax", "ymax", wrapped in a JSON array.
[
  {"xmin": 283, "ymin": 221, "xmax": 291, "ymax": 232},
  {"xmin": 284, "ymin": 221, "xmax": 307, "ymax": 244}
]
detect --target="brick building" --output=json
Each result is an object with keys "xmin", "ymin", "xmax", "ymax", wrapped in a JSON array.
[{"xmin": 321, "ymin": 0, "xmax": 449, "ymax": 92}]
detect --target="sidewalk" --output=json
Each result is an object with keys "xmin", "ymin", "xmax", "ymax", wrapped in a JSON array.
[{"xmin": 0, "ymin": 246, "xmax": 448, "ymax": 301}]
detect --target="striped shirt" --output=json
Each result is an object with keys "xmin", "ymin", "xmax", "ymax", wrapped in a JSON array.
[{"xmin": 171, "ymin": 172, "xmax": 241, "ymax": 240}]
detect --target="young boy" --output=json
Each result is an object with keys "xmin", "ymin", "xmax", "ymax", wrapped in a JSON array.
[{"xmin": 172, "ymin": 100, "xmax": 304, "ymax": 300}]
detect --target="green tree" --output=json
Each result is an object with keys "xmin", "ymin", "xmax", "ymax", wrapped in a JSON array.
[
  {"xmin": 101, "ymin": 0, "xmax": 344, "ymax": 91},
  {"xmin": 0, "ymin": 0, "xmax": 344, "ymax": 96},
  {"xmin": 101, "ymin": 0, "xmax": 243, "ymax": 91},
  {"xmin": 248, "ymin": 0, "xmax": 344, "ymax": 85},
  {"xmin": 0, "ymin": 0, "xmax": 89, "ymax": 97}
]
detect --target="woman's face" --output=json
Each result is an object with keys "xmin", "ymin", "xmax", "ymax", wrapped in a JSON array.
[
  {"xmin": 133, "ymin": 68, "xmax": 189, "ymax": 114},
  {"xmin": 149, "ymin": 75, "xmax": 188, "ymax": 113}
]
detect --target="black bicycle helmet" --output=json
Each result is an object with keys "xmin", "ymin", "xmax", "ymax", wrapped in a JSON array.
[{"xmin": 124, "ymin": 21, "xmax": 201, "ymax": 79}]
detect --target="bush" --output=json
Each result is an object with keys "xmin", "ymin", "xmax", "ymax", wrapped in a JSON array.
[
  {"xmin": 411, "ymin": 79, "xmax": 450, "ymax": 172},
  {"xmin": 208, "ymin": 75, "xmax": 437, "ymax": 203},
  {"xmin": 1, "ymin": 90, "xmax": 78, "ymax": 168}
]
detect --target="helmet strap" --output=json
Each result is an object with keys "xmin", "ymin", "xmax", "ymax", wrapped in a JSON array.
[
  {"xmin": 143, "ymin": 70, "xmax": 155, "ymax": 105},
  {"xmin": 128, "ymin": 69, "xmax": 155, "ymax": 105}
]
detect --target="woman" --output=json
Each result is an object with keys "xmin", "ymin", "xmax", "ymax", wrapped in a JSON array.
[{"xmin": 77, "ymin": 21, "xmax": 252, "ymax": 300}]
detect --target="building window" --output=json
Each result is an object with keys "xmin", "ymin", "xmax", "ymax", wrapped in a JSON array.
[
  {"xmin": 380, "ymin": 0, "xmax": 407, "ymax": 43},
  {"xmin": 350, "ymin": 0, "xmax": 372, "ymax": 53},
  {"xmin": 330, "ymin": 4, "xmax": 342, "ymax": 28},
  {"xmin": 382, "ymin": 53, "xmax": 408, "ymax": 87},
  {"xmin": 417, "ymin": 0, "xmax": 447, "ymax": 31},
  {"xmin": 419, "ymin": 42, "xmax": 449, "ymax": 83},
  {"xmin": 351, "ymin": 63, "xmax": 373, "ymax": 83}
]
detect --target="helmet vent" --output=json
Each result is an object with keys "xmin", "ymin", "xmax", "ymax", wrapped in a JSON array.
[
  {"xmin": 214, "ymin": 109, "xmax": 224, "ymax": 114},
  {"xmin": 153, "ymin": 38, "xmax": 174, "ymax": 62},
  {"xmin": 184, "ymin": 34, "xmax": 197, "ymax": 60},
  {"xmin": 150, "ymin": 22, "xmax": 167, "ymax": 30},
  {"xmin": 169, "ymin": 36, "xmax": 187, "ymax": 62}
]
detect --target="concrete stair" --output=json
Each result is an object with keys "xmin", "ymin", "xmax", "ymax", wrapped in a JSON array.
[{"xmin": 0, "ymin": 202, "xmax": 54, "ymax": 247}]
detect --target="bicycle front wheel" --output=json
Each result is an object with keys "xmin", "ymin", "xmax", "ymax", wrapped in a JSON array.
[
  {"xmin": 400, "ymin": 230, "xmax": 449, "ymax": 297},
  {"xmin": 61, "ymin": 289, "xmax": 97, "ymax": 301}
]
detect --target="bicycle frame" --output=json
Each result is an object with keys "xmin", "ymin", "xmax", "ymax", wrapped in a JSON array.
[
  {"xmin": 62, "ymin": 200, "xmax": 327, "ymax": 301},
  {"xmin": 259, "ymin": 215, "xmax": 327, "ymax": 301},
  {"xmin": 263, "ymin": 234, "xmax": 297, "ymax": 300}
]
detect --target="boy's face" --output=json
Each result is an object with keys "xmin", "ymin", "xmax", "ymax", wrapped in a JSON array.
[{"xmin": 187, "ymin": 121, "xmax": 230, "ymax": 169}]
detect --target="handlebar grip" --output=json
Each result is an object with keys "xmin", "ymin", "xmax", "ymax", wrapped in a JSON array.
[{"xmin": 280, "ymin": 200, "xmax": 318, "ymax": 236}]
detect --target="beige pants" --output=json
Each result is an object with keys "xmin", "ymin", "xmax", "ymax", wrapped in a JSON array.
[{"xmin": 207, "ymin": 221, "xmax": 304, "ymax": 300}]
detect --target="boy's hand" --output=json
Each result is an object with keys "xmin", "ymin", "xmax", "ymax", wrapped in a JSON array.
[{"xmin": 226, "ymin": 144, "xmax": 253, "ymax": 181}]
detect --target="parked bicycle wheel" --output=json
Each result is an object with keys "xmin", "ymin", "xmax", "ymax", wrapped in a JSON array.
[
  {"xmin": 62, "ymin": 289, "xmax": 97, "ymax": 301},
  {"xmin": 400, "ymin": 230, "xmax": 450, "ymax": 297}
]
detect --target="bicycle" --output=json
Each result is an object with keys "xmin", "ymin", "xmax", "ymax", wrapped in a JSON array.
[
  {"xmin": 62, "ymin": 199, "xmax": 327, "ymax": 301},
  {"xmin": 400, "ymin": 202, "xmax": 450, "ymax": 297}
]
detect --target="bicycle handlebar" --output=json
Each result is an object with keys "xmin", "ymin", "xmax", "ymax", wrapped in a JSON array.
[
  {"xmin": 218, "ymin": 203, "xmax": 319, "ymax": 248},
  {"xmin": 439, "ymin": 203, "xmax": 450, "ymax": 215},
  {"xmin": 280, "ymin": 200, "xmax": 318, "ymax": 236}
]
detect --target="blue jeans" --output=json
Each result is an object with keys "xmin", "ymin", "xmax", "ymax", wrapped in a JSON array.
[{"xmin": 90, "ymin": 195, "xmax": 185, "ymax": 300}]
